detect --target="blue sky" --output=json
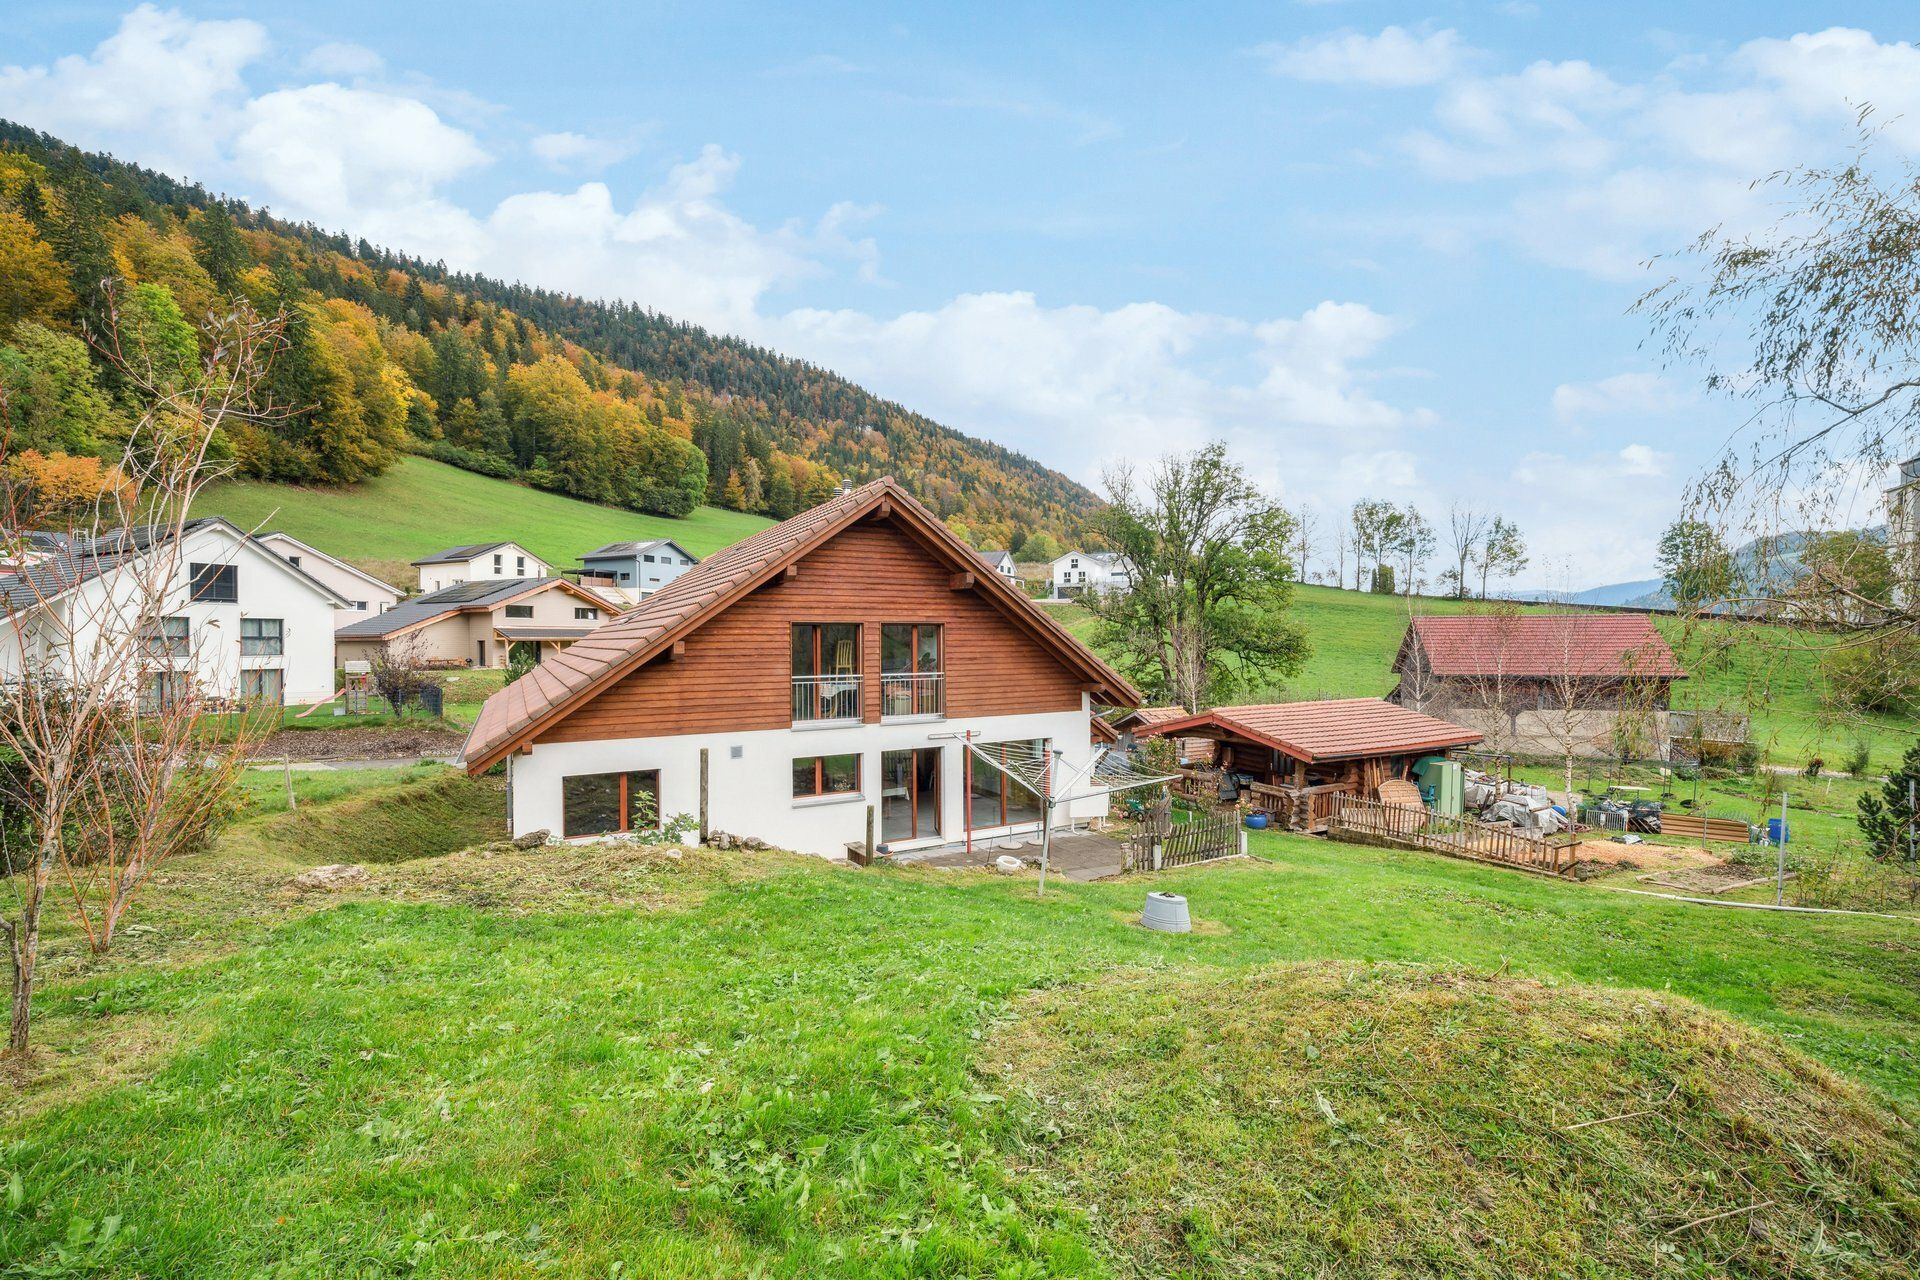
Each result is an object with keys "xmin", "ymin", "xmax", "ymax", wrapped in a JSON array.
[{"xmin": 6, "ymin": 3, "xmax": 1917, "ymax": 587}]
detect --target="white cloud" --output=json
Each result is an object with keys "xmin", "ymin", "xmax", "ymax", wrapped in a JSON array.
[
  {"xmin": 233, "ymin": 83, "xmax": 490, "ymax": 239},
  {"xmin": 1616, "ymin": 443, "xmax": 1669, "ymax": 476},
  {"xmin": 1260, "ymin": 26, "xmax": 1468, "ymax": 88},
  {"xmin": 529, "ymin": 130, "xmax": 635, "ymax": 172},
  {"xmin": 770, "ymin": 293, "xmax": 1430, "ymax": 507},
  {"xmin": 0, "ymin": 4, "xmax": 266, "ymax": 170},
  {"xmin": 1551, "ymin": 372, "xmax": 1685, "ymax": 424},
  {"xmin": 1395, "ymin": 29, "xmax": 1920, "ymax": 279},
  {"xmin": 302, "ymin": 41, "xmax": 384, "ymax": 78}
]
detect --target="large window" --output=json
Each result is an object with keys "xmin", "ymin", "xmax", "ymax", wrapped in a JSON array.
[
  {"xmin": 881, "ymin": 748, "xmax": 941, "ymax": 842},
  {"xmin": 240, "ymin": 668, "xmax": 284, "ymax": 706},
  {"xmin": 880, "ymin": 624, "xmax": 943, "ymax": 718},
  {"xmin": 969, "ymin": 739, "xmax": 1047, "ymax": 830},
  {"xmin": 140, "ymin": 671, "xmax": 192, "ymax": 714},
  {"xmin": 793, "ymin": 753, "xmax": 861, "ymax": 800},
  {"xmin": 575, "ymin": 606, "xmax": 599, "ymax": 621},
  {"xmin": 561, "ymin": 770, "xmax": 661, "ymax": 838},
  {"xmin": 240, "ymin": 617, "xmax": 283, "ymax": 656},
  {"xmin": 792, "ymin": 622, "xmax": 861, "ymax": 722},
  {"xmin": 188, "ymin": 562, "xmax": 237, "ymax": 602},
  {"xmin": 142, "ymin": 616, "xmax": 189, "ymax": 659},
  {"xmin": 505, "ymin": 604, "xmax": 535, "ymax": 619}
]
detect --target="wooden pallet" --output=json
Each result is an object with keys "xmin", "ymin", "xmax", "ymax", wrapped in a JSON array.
[{"xmin": 1658, "ymin": 813, "xmax": 1752, "ymax": 843}]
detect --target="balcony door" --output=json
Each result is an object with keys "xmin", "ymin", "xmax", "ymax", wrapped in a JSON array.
[
  {"xmin": 880, "ymin": 748, "xmax": 941, "ymax": 843},
  {"xmin": 792, "ymin": 623, "xmax": 861, "ymax": 722},
  {"xmin": 880, "ymin": 623, "xmax": 942, "ymax": 718}
]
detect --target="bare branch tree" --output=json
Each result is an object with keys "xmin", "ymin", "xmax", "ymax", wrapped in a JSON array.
[
  {"xmin": 1446, "ymin": 505, "xmax": 1490, "ymax": 600},
  {"xmin": 0, "ymin": 289, "xmax": 284, "ymax": 1057}
]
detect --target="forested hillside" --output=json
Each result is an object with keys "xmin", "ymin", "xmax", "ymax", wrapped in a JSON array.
[{"xmin": 0, "ymin": 120, "xmax": 1098, "ymax": 546}]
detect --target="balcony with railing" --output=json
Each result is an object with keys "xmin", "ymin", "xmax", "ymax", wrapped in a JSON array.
[
  {"xmin": 792, "ymin": 673, "xmax": 863, "ymax": 725},
  {"xmin": 880, "ymin": 670, "xmax": 944, "ymax": 719}
]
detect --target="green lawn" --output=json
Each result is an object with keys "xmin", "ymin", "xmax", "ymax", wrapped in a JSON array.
[
  {"xmin": 204, "ymin": 455, "xmax": 773, "ymax": 586},
  {"xmin": 1048, "ymin": 585, "xmax": 1915, "ymax": 770},
  {"xmin": 5, "ymin": 771, "xmax": 1917, "ymax": 1276}
]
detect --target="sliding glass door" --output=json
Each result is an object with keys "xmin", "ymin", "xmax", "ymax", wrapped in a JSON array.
[{"xmin": 880, "ymin": 748, "xmax": 941, "ymax": 842}]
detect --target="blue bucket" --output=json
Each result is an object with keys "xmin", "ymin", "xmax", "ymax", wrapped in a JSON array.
[{"xmin": 1244, "ymin": 813, "xmax": 1269, "ymax": 830}]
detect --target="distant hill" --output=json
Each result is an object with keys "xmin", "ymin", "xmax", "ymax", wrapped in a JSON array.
[{"xmin": 0, "ymin": 118, "xmax": 1097, "ymax": 548}]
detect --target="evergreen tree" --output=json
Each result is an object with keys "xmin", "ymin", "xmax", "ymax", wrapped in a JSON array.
[
  {"xmin": 47, "ymin": 151, "xmax": 116, "ymax": 335},
  {"xmin": 1858, "ymin": 738, "xmax": 1920, "ymax": 863},
  {"xmin": 188, "ymin": 203, "xmax": 250, "ymax": 293}
]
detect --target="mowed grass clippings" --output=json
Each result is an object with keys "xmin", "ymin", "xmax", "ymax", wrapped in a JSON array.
[{"xmin": 988, "ymin": 963, "xmax": 1920, "ymax": 1279}]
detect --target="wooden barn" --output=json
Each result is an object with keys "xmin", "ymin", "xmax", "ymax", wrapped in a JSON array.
[{"xmin": 1134, "ymin": 698, "xmax": 1482, "ymax": 832}]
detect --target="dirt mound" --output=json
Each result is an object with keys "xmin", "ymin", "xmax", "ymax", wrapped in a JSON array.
[{"xmin": 987, "ymin": 963, "xmax": 1920, "ymax": 1279}]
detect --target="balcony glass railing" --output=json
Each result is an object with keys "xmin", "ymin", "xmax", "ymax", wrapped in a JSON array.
[
  {"xmin": 880, "ymin": 670, "xmax": 944, "ymax": 719},
  {"xmin": 792, "ymin": 673, "xmax": 862, "ymax": 723}
]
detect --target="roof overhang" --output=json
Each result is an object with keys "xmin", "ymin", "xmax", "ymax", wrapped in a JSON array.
[
  {"xmin": 1135, "ymin": 708, "xmax": 1483, "ymax": 764},
  {"xmin": 463, "ymin": 480, "xmax": 1143, "ymax": 773}
]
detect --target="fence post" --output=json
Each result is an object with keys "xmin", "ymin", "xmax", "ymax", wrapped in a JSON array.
[
  {"xmin": 1239, "ymin": 828, "xmax": 1248, "ymax": 857},
  {"xmin": 698, "ymin": 748, "xmax": 710, "ymax": 845},
  {"xmin": 1151, "ymin": 840, "xmax": 1163, "ymax": 872}
]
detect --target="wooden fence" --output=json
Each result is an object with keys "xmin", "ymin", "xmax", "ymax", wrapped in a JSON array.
[
  {"xmin": 1126, "ymin": 811, "xmax": 1240, "ymax": 871},
  {"xmin": 1328, "ymin": 795, "xmax": 1575, "ymax": 876}
]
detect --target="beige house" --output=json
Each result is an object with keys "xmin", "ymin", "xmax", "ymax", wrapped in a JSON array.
[{"xmin": 335, "ymin": 577, "xmax": 608, "ymax": 669}]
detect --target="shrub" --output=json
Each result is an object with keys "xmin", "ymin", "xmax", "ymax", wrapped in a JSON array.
[
  {"xmin": 1842, "ymin": 740, "xmax": 1873, "ymax": 778},
  {"xmin": 1821, "ymin": 634, "xmax": 1920, "ymax": 715}
]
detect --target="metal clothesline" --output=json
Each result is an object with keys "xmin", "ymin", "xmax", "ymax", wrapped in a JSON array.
[{"xmin": 930, "ymin": 731, "xmax": 1176, "ymax": 896}]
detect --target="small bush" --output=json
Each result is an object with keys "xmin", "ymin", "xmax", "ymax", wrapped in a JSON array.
[{"xmin": 1843, "ymin": 740, "xmax": 1873, "ymax": 778}]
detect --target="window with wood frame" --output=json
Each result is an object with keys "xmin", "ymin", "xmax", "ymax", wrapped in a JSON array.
[
  {"xmin": 792, "ymin": 753, "xmax": 861, "ymax": 800},
  {"xmin": 880, "ymin": 623, "xmax": 943, "ymax": 718},
  {"xmin": 561, "ymin": 770, "xmax": 661, "ymax": 838},
  {"xmin": 968, "ymin": 738, "xmax": 1047, "ymax": 829},
  {"xmin": 791, "ymin": 622, "xmax": 861, "ymax": 722}
]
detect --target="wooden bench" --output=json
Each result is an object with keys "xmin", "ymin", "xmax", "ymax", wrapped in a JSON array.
[{"xmin": 1658, "ymin": 813, "xmax": 1752, "ymax": 843}]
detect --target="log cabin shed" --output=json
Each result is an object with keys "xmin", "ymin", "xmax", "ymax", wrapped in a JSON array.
[{"xmin": 1133, "ymin": 698, "xmax": 1483, "ymax": 832}]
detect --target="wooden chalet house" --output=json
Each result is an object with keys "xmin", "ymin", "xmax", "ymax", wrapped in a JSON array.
[{"xmin": 463, "ymin": 479, "xmax": 1141, "ymax": 858}]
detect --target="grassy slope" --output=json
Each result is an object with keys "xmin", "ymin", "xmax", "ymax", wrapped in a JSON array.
[
  {"xmin": 6, "ymin": 779, "xmax": 1918, "ymax": 1275},
  {"xmin": 1048, "ymin": 585, "xmax": 1913, "ymax": 768},
  {"xmin": 203, "ymin": 455, "xmax": 774, "ymax": 586}
]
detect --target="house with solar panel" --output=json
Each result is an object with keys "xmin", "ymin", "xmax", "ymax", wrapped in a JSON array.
[
  {"xmin": 1390, "ymin": 614, "xmax": 1686, "ymax": 759},
  {"xmin": 335, "ymin": 576, "xmax": 610, "ymax": 670},
  {"xmin": 411, "ymin": 542, "xmax": 550, "ymax": 594},
  {"xmin": 0, "ymin": 517, "xmax": 347, "ymax": 709}
]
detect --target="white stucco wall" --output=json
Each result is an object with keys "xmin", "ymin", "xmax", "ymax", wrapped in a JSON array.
[
  {"xmin": 0, "ymin": 523, "xmax": 341, "ymax": 705},
  {"xmin": 418, "ymin": 543, "xmax": 548, "ymax": 593},
  {"xmin": 505, "ymin": 701, "xmax": 1104, "ymax": 859},
  {"xmin": 258, "ymin": 534, "xmax": 401, "ymax": 632}
]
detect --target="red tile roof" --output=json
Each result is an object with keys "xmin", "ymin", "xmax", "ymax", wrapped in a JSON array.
[
  {"xmin": 462, "ymin": 478, "xmax": 1142, "ymax": 771},
  {"xmin": 1135, "ymin": 698, "xmax": 1482, "ymax": 763},
  {"xmin": 1403, "ymin": 614, "xmax": 1686, "ymax": 679},
  {"xmin": 1116, "ymin": 705, "xmax": 1189, "ymax": 728}
]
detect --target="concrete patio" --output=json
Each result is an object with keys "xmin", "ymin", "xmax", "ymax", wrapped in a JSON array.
[{"xmin": 894, "ymin": 827, "xmax": 1131, "ymax": 881}]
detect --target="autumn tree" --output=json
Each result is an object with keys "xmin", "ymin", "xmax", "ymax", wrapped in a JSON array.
[{"xmin": 0, "ymin": 211, "xmax": 72, "ymax": 330}]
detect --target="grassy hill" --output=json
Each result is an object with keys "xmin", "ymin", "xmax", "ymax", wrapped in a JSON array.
[
  {"xmin": 204, "ymin": 456, "xmax": 773, "ymax": 586},
  {"xmin": 1049, "ymin": 585, "xmax": 1914, "ymax": 769},
  {"xmin": 6, "ymin": 771, "xmax": 1918, "ymax": 1275}
]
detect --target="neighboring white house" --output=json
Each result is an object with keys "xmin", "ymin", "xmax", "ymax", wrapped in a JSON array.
[
  {"xmin": 257, "ymin": 532, "xmax": 403, "ymax": 631},
  {"xmin": 460, "ymin": 480, "xmax": 1143, "ymax": 860},
  {"xmin": 576, "ymin": 539, "xmax": 700, "ymax": 606},
  {"xmin": 0, "ymin": 517, "xmax": 347, "ymax": 708},
  {"xmin": 1888, "ymin": 454, "xmax": 1920, "ymax": 611},
  {"xmin": 977, "ymin": 549, "xmax": 1020, "ymax": 585},
  {"xmin": 411, "ymin": 542, "xmax": 550, "ymax": 593},
  {"xmin": 1049, "ymin": 550, "xmax": 1133, "ymax": 596}
]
